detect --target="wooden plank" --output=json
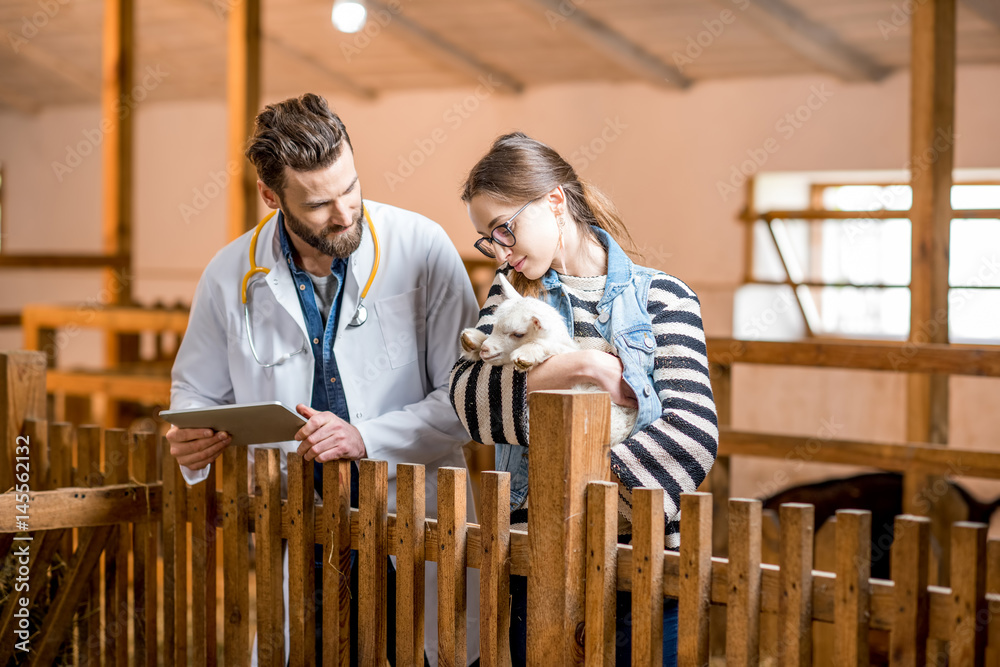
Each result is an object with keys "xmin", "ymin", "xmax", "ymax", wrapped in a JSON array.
[
  {"xmin": 0, "ymin": 528, "xmax": 66, "ymax": 665},
  {"xmin": 585, "ymin": 481, "xmax": 617, "ymax": 667},
  {"xmin": 222, "ymin": 445, "xmax": 250, "ymax": 666},
  {"xmin": 835, "ymin": 510, "xmax": 871, "ymax": 666},
  {"xmin": 43, "ymin": 370, "xmax": 171, "ymax": 404},
  {"xmin": 718, "ymin": 428, "xmax": 1000, "ymax": 480},
  {"xmin": 133, "ymin": 432, "xmax": 158, "ymax": 666},
  {"xmin": 191, "ymin": 463, "xmax": 218, "ymax": 666},
  {"xmin": 28, "ymin": 524, "xmax": 114, "ymax": 667},
  {"xmin": 20, "ymin": 303, "xmax": 189, "ymax": 332},
  {"xmin": 949, "ymin": 522, "xmax": 988, "ymax": 665},
  {"xmin": 76, "ymin": 425, "xmax": 102, "ymax": 665},
  {"xmin": 679, "ymin": 492, "xmax": 713, "ymax": 667},
  {"xmin": 0, "ymin": 351, "xmax": 46, "ymax": 493},
  {"xmin": 989, "ymin": 540, "xmax": 1000, "ymax": 667},
  {"xmin": 359, "ymin": 459, "xmax": 388, "ymax": 666},
  {"xmin": 889, "ymin": 515, "xmax": 930, "ymax": 666},
  {"xmin": 757, "ymin": 208, "xmax": 1000, "ymax": 221},
  {"xmin": 632, "ymin": 487, "xmax": 665, "ymax": 665},
  {"xmin": 255, "ymin": 448, "xmax": 283, "ymax": 666},
  {"xmin": 104, "ymin": 428, "xmax": 129, "ymax": 667},
  {"xmin": 323, "ymin": 460, "xmax": 352, "ymax": 666},
  {"xmin": 226, "ymin": 0, "xmax": 260, "ymax": 239},
  {"xmin": 705, "ymin": 338, "xmax": 1000, "ymax": 377},
  {"xmin": 777, "ymin": 503, "xmax": 813, "ymax": 667},
  {"xmin": 397, "ymin": 463, "xmax": 426, "ymax": 667},
  {"xmin": 726, "ymin": 498, "xmax": 762, "ymax": 667},
  {"xmin": 526, "ymin": 391, "xmax": 610, "ymax": 666},
  {"xmin": 287, "ymin": 453, "xmax": 316, "ymax": 666},
  {"xmin": 0, "ymin": 482, "xmax": 162, "ymax": 531},
  {"xmin": 438, "ymin": 466, "xmax": 468, "ymax": 666}
]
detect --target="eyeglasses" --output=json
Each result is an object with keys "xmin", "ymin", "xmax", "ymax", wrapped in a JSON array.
[{"xmin": 473, "ymin": 199, "xmax": 537, "ymax": 259}]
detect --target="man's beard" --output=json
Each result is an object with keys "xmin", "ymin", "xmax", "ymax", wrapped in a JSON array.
[{"xmin": 283, "ymin": 204, "xmax": 365, "ymax": 259}]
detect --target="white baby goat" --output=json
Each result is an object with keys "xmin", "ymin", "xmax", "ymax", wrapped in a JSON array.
[{"xmin": 460, "ymin": 273, "xmax": 638, "ymax": 444}]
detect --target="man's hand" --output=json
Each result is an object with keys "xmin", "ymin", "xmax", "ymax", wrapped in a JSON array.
[
  {"xmin": 166, "ymin": 426, "xmax": 231, "ymax": 470},
  {"xmin": 295, "ymin": 404, "xmax": 367, "ymax": 462}
]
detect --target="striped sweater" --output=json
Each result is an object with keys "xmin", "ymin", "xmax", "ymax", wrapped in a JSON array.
[{"xmin": 449, "ymin": 269, "xmax": 719, "ymax": 548}]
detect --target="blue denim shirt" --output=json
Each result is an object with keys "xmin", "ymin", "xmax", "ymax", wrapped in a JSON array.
[
  {"xmin": 277, "ymin": 213, "xmax": 353, "ymax": 500},
  {"xmin": 497, "ymin": 226, "xmax": 662, "ymax": 510}
]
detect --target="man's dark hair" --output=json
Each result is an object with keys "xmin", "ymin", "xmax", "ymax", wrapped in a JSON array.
[{"xmin": 245, "ymin": 93, "xmax": 353, "ymax": 197}]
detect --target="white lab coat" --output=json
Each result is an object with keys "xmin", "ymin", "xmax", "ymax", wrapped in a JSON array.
[{"xmin": 171, "ymin": 200, "xmax": 482, "ymax": 665}]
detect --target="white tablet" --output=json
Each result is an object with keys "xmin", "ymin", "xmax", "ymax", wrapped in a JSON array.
[{"xmin": 160, "ymin": 401, "xmax": 307, "ymax": 446}]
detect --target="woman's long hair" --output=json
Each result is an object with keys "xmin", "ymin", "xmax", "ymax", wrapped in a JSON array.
[{"xmin": 461, "ymin": 132, "xmax": 638, "ymax": 297}]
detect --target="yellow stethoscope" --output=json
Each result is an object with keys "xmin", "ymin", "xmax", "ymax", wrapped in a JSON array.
[{"xmin": 240, "ymin": 205, "xmax": 381, "ymax": 367}]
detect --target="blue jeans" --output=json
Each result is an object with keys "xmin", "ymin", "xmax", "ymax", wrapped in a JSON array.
[{"xmin": 509, "ymin": 574, "xmax": 679, "ymax": 665}]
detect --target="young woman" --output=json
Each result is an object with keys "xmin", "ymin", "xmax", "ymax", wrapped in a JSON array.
[{"xmin": 449, "ymin": 132, "xmax": 719, "ymax": 665}]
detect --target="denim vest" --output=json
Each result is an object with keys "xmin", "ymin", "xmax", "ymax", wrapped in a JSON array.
[{"xmin": 497, "ymin": 227, "xmax": 662, "ymax": 510}]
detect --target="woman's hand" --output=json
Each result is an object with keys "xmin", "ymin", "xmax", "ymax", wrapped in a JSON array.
[{"xmin": 526, "ymin": 349, "xmax": 638, "ymax": 409}]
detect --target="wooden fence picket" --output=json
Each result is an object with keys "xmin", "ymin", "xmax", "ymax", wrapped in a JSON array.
[
  {"xmin": 437, "ymin": 466, "xmax": 468, "ymax": 667},
  {"xmin": 162, "ymin": 440, "xmax": 188, "ymax": 667},
  {"xmin": 76, "ymin": 424, "xmax": 103, "ymax": 665},
  {"xmin": 777, "ymin": 502, "xmax": 813, "ymax": 667},
  {"xmin": 255, "ymin": 448, "xmax": 283, "ymax": 667},
  {"xmin": 481, "ymin": 471, "xmax": 512, "ymax": 667},
  {"xmin": 359, "ymin": 459, "xmax": 388, "ymax": 666},
  {"xmin": 134, "ymin": 431, "xmax": 158, "ymax": 665},
  {"xmin": 287, "ymin": 452, "xmax": 316, "ymax": 666},
  {"xmin": 632, "ymin": 487, "xmax": 665, "ymax": 665},
  {"xmin": 889, "ymin": 515, "xmax": 930, "ymax": 666},
  {"xmin": 835, "ymin": 509, "xmax": 871, "ymax": 666},
  {"xmin": 222, "ymin": 444, "xmax": 251, "ymax": 666},
  {"xmin": 727, "ymin": 498, "xmax": 762, "ymax": 667},
  {"xmin": 397, "ymin": 463, "xmax": 427, "ymax": 667},
  {"xmin": 949, "ymin": 521, "xmax": 988, "ymax": 665},
  {"xmin": 679, "ymin": 492, "xmax": 713, "ymax": 667},
  {"xmin": 323, "ymin": 459, "xmax": 353, "ymax": 666},
  {"xmin": 105, "ymin": 428, "xmax": 130, "ymax": 667}
]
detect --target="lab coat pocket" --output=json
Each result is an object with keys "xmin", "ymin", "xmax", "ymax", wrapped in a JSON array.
[{"xmin": 374, "ymin": 287, "xmax": 426, "ymax": 369}]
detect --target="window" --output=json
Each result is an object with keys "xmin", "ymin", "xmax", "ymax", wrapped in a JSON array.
[{"xmin": 735, "ymin": 170, "xmax": 1000, "ymax": 343}]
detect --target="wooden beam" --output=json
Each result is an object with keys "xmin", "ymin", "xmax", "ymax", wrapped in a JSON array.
[
  {"xmin": 365, "ymin": 0, "xmax": 524, "ymax": 94},
  {"xmin": 717, "ymin": 428, "xmax": 1000, "ymax": 479},
  {"xmin": 101, "ymin": 0, "xmax": 134, "ymax": 305},
  {"xmin": 906, "ymin": 0, "xmax": 956, "ymax": 587},
  {"xmin": 15, "ymin": 41, "xmax": 101, "ymax": 96},
  {"xmin": 705, "ymin": 338, "xmax": 1000, "ymax": 377},
  {"xmin": 0, "ymin": 254, "xmax": 129, "ymax": 269},
  {"xmin": 227, "ymin": 0, "xmax": 261, "ymax": 240},
  {"xmin": 514, "ymin": 0, "xmax": 690, "ymax": 89},
  {"xmin": 712, "ymin": 0, "xmax": 890, "ymax": 81},
  {"xmin": 962, "ymin": 0, "xmax": 1000, "ymax": 31},
  {"xmin": 0, "ymin": 483, "xmax": 162, "ymax": 532}
]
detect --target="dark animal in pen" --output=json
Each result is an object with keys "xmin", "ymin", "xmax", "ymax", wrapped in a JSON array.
[{"xmin": 760, "ymin": 472, "xmax": 1000, "ymax": 580}]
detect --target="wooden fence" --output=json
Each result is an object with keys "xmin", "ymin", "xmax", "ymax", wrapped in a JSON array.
[{"xmin": 3, "ymin": 350, "xmax": 1000, "ymax": 665}]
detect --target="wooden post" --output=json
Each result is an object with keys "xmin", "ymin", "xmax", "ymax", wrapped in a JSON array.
[
  {"xmin": 323, "ymin": 460, "xmax": 352, "ymax": 666},
  {"xmin": 889, "ymin": 515, "xmax": 930, "ymax": 666},
  {"xmin": 632, "ymin": 487, "xmax": 665, "ymax": 665},
  {"xmin": 585, "ymin": 481, "xmax": 617, "ymax": 667},
  {"xmin": 133, "ymin": 431, "xmax": 158, "ymax": 665},
  {"xmin": 679, "ymin": 492, "xmax": 713, "ymax": 667},
  {"xmin": 438, "ymin": 467, "xmax": 469, "ymax": 666},
  {"xmin": 223, "ymin": 445, "xmax": 250, "ymax": 666},
  {"xmin": 526, "ymin": 391, "xmax": 611, "ymax": 666},
  {"xmin": 949, "ymin": 522, "xmax": 988, "ymax": 665},
  {"xmin": 835, "ymin": 510, "xmax": 871, "ymax": 666},
  {"xmin": 76, "ymin": 425, "xmax": 102, "ymax": 665},
  {"xmin": 777, "ymin": 503, "xmax": 813, "ymax": 667},
  {"xmin": 707, "ymin": 363, "xmax": 731, "ymax": 557},
  {"xmin": 358, "ymin": 459, "xmax": 388, "ymax": 666},
  {"xmin": 255, "ymin": 449, "xmax": 283, "ymax": 667},
  {"xmin": 397, "ymin": 464, "xmax": 427, "ymax": 667},
  {"xmin": 727, "ymin": 498, "xmax": 762, "ymax": 667},
  {"xmin": 227, "ymin": 0, "xmax": 261, "ymax": 240},
  {"xmin": 162, "ymin": 439, "xmax": 188, "ymax": 667},
  {"xmin": 287, "ymin": 453, "xmax": 316, "ymax": 666},
  {"xmin": 192, "ymin": 464, "xmax": 219, "ymax": 666},
  {"xmin": 104, "ymin": 428, "xmax": 130, "ymax": 667},
  {"xmin": 0, "ymin": 351, "xmax": 46, "ymax": 493},
  {"xmin": 904, "ymin": 0, "xmax": 956, "ymax": 583}
]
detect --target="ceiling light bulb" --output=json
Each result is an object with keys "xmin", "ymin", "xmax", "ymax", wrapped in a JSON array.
[{"xmin": 331, "ymin": 1, "xmax": 367, "ymax": 33}]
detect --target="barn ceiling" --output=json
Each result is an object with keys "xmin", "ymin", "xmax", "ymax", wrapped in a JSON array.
[{"xmin": 0, "ymin": 0, "xmax": 998, "ymax": 112}]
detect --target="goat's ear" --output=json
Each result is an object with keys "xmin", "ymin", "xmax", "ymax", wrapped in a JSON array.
[
  {"xmin": 497, "ymin": 272, "xmax": 522, "ymax": 302},
  {"xmin": 530, "ymin": 316, "xmax": 542, "ymax": 330}
]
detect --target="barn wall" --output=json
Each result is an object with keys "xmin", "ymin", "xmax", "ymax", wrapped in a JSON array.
[{"xmin": 1, "ymin": 64, "xmax": 998, "ymax": 513}]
